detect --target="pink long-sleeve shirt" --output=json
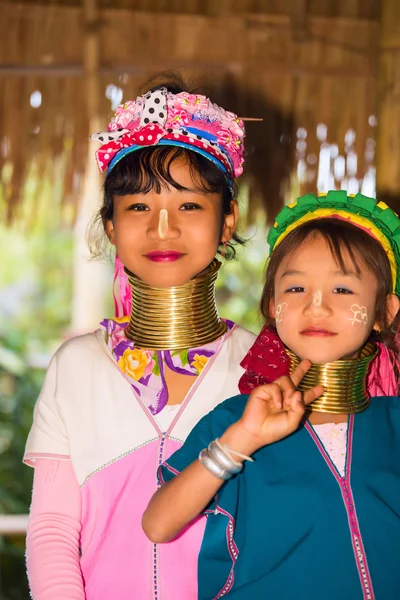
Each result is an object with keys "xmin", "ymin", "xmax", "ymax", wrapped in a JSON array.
[
  {"xmin": 27, "ymin": 459, "xmax": 84, "ymax": 599},
  {"xmin": 24, "ymin": 326, "xmax": 255, "ymax": 599}
]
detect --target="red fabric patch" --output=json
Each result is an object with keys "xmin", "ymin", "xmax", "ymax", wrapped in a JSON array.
[{"xmin": 238, "ymin": 325, "xmax": 290, "ymax": 394}]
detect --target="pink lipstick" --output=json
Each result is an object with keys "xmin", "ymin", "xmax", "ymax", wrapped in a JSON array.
[
  {"xmin": 145, "ymin": 251, "xmax": 184, "ymax": 263},
  {"xmin": 300, "ymin": 327, "xmax": 337, "ymax": 337}
]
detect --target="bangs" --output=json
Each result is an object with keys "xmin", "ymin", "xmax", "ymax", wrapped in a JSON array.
[
  {"xmin": 297, "ymin": 225, "xmax": 364, "ymax": 276},
  {"xmin": 277, "ymin": 218, "xmax": 392, "ymax": 278},
  {"xmin": 104, "ymin": 145, "xmax": 233, "ymax": 198}
]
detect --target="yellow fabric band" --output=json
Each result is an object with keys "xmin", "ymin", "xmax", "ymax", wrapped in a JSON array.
[{"xmin": 273, "ymin": 207, "xmax": 397, "ymax": 292}]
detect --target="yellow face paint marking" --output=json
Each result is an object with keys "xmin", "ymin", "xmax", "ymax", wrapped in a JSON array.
[
  {"xmin": 349, "ymin": 304, "xmax": 368, "ymax": 326},
  {"xmin": 275, "ymin": 302, "xmax": 288, "ymax": 324},
  {"xmin": 312, "ymin": 290, "xmax": 322, "ymax": 308},
  {"xmin": 158, "ymin": 209, "xmax": 168, "ymax": 239}
]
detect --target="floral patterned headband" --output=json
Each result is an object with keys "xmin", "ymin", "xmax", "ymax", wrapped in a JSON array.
[{"xmin": 90, "ymin": 88, "xmax": 246, "ymax": 179}]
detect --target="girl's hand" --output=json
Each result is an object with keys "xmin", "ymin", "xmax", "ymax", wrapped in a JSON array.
[
  {"xmin": 234, "ymin": 360, "xmax": 324, "ymax": 454},
  {"xmin": 143, "ymin": 361, "xmax": 323, "ymax": 544}
]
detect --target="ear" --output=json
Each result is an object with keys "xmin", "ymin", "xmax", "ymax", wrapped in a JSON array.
[
  {"xmin": 269, "ymin": 297, "xmax": 276, "ymax": 320},
  {"xmin": 386, "ymin": 294, "xmax": 400, "ymax": 326},
  {"xmin": 220, "ymin": 199, "xmax": 239, "ymax": 243},
  {"xmin": 373, "ymin": 293, "xmax": 400, "ymax": 330},
  {"xmin": 105, "ymin": 218, "xmax": 116, "ymax": 246}
]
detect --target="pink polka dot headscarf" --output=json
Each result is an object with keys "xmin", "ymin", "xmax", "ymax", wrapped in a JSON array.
[{"xmin": 91, "ymin": 87, "xmax": 246, "ymax": 180}]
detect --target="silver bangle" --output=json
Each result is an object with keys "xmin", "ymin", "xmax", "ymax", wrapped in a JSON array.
[
  {"xmin": 208, "ymin": 441, "xmax": 243, "ymax": 475},
  {"xmin": 198, "ymin": 448, "xmax": 232, "ymax": 480}
]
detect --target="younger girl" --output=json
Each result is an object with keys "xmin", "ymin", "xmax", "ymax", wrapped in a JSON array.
[
  {"xmin": 144, "ymin": 191, "xmax": 400, "ymax": 599},
  {"xmin": 24, "ymin": 78, "xmax": 256, "ymax": 599}
]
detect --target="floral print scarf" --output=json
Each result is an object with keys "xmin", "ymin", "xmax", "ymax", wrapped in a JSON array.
[{"xmin": 100, "ymin": 316, "xmax": 235, "ymax": 415}]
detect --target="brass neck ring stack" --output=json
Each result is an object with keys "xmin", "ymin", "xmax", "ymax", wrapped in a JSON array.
[
  {"xmin": 287, "ymin": 342, "xmax": 378, "ymax": 414},
  {"xmin": 124, "ymin": 259, "xmax": 227, "ymax": 350}
]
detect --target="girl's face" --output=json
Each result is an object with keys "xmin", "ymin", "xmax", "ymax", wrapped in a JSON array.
[
  {"xmin": 105, "ymin": 158, "xmax": 238, "ymax": 287},
  {"xmin": 270, "ymin": 235, "xmax": 382, "ymax": 363}
]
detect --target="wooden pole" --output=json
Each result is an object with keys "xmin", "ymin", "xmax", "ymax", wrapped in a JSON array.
[
  {"xmin": 376, "ymin": 0, "xmax": 400, "ymax": 211},
  {"xmin": 71, "ymin": 0, "xmax": 111, "ymax": 333}
]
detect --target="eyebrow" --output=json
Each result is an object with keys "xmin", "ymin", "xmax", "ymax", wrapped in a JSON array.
[
  {"xmin": 280, "ymin": 269, "xmax": 362, "ymax": 279},
  {"xmin": 123, "ymin": 187, "xmax": 211, "ymax": 199},
  {"xmin": 280, "ymin": 270, "xmax": 304, "ymax": 278},
  {"xmin": 180, "ymin": 188, "xmax": 213, "ymax": 195},
  {"xmin": 332, "ymin": 269, "xmax": 362, "ymax": 280}
]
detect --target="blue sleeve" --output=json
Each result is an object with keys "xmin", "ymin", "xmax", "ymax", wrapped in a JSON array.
[{"xmin": 158, "ymin": 394, "xmax": 248, "ymax": 486}]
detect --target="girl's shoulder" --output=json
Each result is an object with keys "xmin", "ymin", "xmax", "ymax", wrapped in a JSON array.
[
  {"xmin": 222, "ymin": 324, "xmax": 256, "ymax": 364},
  {"xmin": 225, "ymin": 323, "xmax": 256, "ymax": 344},
  {"xmin": 50, "ymin": 329, "xmax": 109, "ymax": 369},
  {"xmin": 370, "ymin": 395, "xmax": 400, "ymax": 414},
  {"xmin": 205, "ymin": 393, "xmax": 249, "ymax": 434}
]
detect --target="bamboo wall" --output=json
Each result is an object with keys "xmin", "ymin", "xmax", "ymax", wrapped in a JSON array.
[{"xmin": 0, "ymin": 0, "xmax": 388, "ymax": 224}]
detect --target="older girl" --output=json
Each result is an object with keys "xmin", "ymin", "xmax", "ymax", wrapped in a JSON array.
[{"xmin": 24, "ymin": 78, "xmax": 255, "ymax": 599}]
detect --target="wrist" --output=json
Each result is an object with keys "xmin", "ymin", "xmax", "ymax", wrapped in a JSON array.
[{"xmin": 219, "ymin": 421, "xmax": 260, "ymax": 459}]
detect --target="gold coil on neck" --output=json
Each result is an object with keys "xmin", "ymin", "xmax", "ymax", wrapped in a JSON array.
[
  {"xmin": 287, "ymin": 342, "xmax": 378, "ymax": 414},
  {"xmin": 124, "ymin": 259, "xmax": 227, "ymax": 350}
]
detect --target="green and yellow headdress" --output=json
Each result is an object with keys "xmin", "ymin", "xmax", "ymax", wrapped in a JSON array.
[{"xmin": 267, "ymin": 190, "xmax": 400, "ymax": 296}]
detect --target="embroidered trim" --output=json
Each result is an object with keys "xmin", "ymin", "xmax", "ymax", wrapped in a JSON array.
[
  {"xmin": 80, "ymin": 437, "xmax": 159, "ymax": 487},
  {"xmin": 166, "ymin": 435, "xmax": 183, "ymax": 443},
  {"xmin": 159, "ymin": 463, "xmax": 239, "ymax": 600},
  {"xmin": 304, "ymin": 418, "xmax": 375, "ymax": 600},
  {"xmin": 157, "ymin": 461, "xmax": 179, "ymax": 483},
  {"xmin": 204, "ymin": 502, "xmax": 238, "ymax": 598},
  {"xmin": 153, "ymin": 433, "xmax": 168, "ymax": 600}
]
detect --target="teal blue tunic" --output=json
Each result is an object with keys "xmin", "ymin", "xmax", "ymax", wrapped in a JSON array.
[{"xmin": 160, "ymin": 395, "xmax": 400, "ymax": 599}]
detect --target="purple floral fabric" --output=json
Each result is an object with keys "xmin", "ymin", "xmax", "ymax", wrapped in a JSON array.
[{"xmin": 100, "ymin": 316, "xmax": 234, "ymax": 415}]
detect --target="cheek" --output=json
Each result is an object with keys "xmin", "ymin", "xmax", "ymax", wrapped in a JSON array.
[
  {"xmin": 345, "ymin": 303, "xmax": 369, "ymax": 327},
  {"xmin": 188, "ymin": 217, "xmax": 221, "ymax": 250},
  {"xmin": 113, "ymin": 215, "xmax": 140, "ymax": 239},
  {"xmin": 275, "ymin": 302, "xmax": 288, "ymax": 324}
]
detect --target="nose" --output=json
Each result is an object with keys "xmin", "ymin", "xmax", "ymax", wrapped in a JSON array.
[
  {"xmin": 147, "ymin": 208, "xmax": 180, "ymax": 241},
  {"xmin": 303, "ymin": 290, "xmax": 332, "ymax": 318}
]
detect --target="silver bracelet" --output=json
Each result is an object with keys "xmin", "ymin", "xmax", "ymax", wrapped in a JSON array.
[
  {"xmin": 198, "ymin": 448, "xmax": 232, "ymax": 480},
  {"xmin": 208, "ymin": 440, "xmax": 243, "ymax": 475}
]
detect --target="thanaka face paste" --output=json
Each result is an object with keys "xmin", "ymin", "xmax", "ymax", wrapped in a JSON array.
[
  {"xmin": 312, "ymin": 290, "xmax": 322, "ymax": 308},
  {"xmin": 275, "ymin": 302, "xmax": 288, "ymax": 324},
  {"xmin": 158, "ymin": 208, "xmax": 168, "ymax": 239},
  {"xmin": 348, "ymin": 304, "xmax": 368, "ymax": 326}
]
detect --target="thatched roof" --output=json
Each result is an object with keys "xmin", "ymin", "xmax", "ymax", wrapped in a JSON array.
[{"xmin": 0, "ymin": 0, "xmax": 386, "ymax": 225}]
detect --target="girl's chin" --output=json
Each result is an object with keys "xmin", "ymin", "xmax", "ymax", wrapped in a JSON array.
[{"xmin": 289, "ymin": 342, "xmax": 358, "ymax": 365}]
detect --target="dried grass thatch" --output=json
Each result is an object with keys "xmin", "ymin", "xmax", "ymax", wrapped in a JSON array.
[{"xmin": 0, "ymin": 0, "xmax": 387, "ymax": 226}]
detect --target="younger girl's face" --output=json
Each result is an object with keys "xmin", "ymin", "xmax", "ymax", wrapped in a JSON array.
[
  {"xmin": 106, "ymin": 158, "xmax": 237, "ymax": 287},
  {"xmin": 271, "ymin": 235, "xmax": 380, "ymax": 363}
]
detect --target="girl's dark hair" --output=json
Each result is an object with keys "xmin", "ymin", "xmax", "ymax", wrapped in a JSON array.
[
  {"xmin": 260, "ymin": 218, "xmax": 400, "ymax": 388},
  {"xmin": 88, "ymin": 74, "xmax": 244, "ymax": 260}
]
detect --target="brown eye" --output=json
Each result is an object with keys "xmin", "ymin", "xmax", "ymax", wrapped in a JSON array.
[
  {"xmin": 180, "ymin": 203, "xmax": 202, "ymax": 210},
  {"xmin": 128, "ymin": 204, "xmax": 149, "ymax": 211},
  {"xmin": 333, "ymin": 287, "xmax": 353, "ymax": 294}
]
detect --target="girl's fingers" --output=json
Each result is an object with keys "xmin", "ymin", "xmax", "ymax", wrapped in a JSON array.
[
  {"xmin": 273, "ymin": 393, "xmax": 283, "ymax": 410},
  {"xmin": 289, "ymin": 359, "xmax": 312, "ymax": 388},
  {"xmin": 303, "ymin": 384, "xmax": 324, "ymax": 405},
  {"xmin": 250, "ymin": 383, "xmax": 284, "ymax": 410},
  {"xmin": 286, "ymin": 391, "xmax": 306, "ymax": 424}
]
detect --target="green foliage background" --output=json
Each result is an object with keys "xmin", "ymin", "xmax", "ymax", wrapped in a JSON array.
[{"xmin": 0, "ymin": 219, "xmax": 74, "ymax": 599}]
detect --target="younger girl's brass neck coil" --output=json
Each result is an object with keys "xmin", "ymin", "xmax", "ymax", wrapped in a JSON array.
[{"xmin": 287, "ymin": 342, "xmax": 377, "ymax": 414}]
